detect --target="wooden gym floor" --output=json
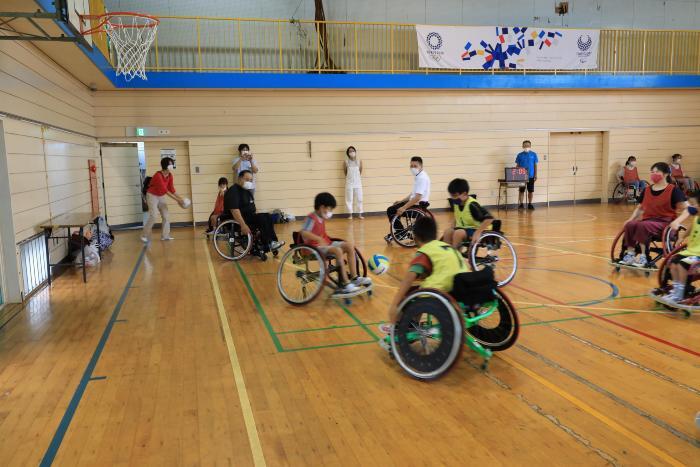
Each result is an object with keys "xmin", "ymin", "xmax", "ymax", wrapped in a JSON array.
[{"xmin": 0, "ymin": 204, "xmax": 698, "ymax": 466}]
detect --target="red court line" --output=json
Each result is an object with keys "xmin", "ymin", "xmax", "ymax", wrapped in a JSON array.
[{"xmin": 511, "ymin": 284, "xmax": 700, "ymax": 358}]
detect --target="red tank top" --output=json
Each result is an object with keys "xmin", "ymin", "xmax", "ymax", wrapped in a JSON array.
[
  {"xmin": 641, "ymin": 184, "xmax": 676, "ymax": 221},
  {"xmin": 623, "ymin": 166, "xmax": 639, "ymax": 183},
  {"xmin": 671, "ymin": 164, "xmax": 684, "ymax": 178},
  {"xmin": 303, "ymin": 213, "xmax": 331, "ymax": 247}
]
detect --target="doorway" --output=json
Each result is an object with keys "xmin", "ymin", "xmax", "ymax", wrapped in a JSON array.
[
  {"xmin": 100, "ymin": 143, "xmax": 142, "ymax": 227},
  {"xmin": 548, "ymin": 131, "xmax": 604, "ymax": 204}
]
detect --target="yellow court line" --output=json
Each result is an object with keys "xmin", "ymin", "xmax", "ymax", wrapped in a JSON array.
[
  {"xmin": 204, "ymin": 241, "xmax": 267, "ymax": 467},
  {"xmin": 499, "ymin": 354, "xmax": 684, "ymax": 467}
]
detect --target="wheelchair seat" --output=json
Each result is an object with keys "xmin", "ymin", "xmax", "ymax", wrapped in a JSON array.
[{"xmin": 451, "ymin": 269, "xmax": 497, "ymax": 307}]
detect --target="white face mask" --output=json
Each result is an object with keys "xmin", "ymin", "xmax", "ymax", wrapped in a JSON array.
[
  {"xmin": 167, "ymin": 164, "xmax": 174, "ymax": 171},
  {"xmin": 348, "ymin": 152, "xmax": 356, "ymax": 159},
  {"xmin": 523, "ymin": 148, "xmax": 530, "ymax": 153},
  {"xmin": 323, "ymin": 211, "xmax": 333, "ymax": 220},
  {"xmin": 410, "ymin": 167, "xmax": 420, "ymax": 176},
  {"xmin": 242, "ymin": 181, "xmax": 254, "ymax": 190}
]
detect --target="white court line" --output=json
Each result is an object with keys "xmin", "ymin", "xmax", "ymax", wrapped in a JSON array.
[
  {"xmin": 512, "ymin": 300, "xmax": 675, "ymax": 314},
  {"xmin": 204, "ymin": 241, "xmax": 267, "ymax": 467},
  {"xmin": 512, "ymin": 241, "xmax": 610, "ymax": 261}
]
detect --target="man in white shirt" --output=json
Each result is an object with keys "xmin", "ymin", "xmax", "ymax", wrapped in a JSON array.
[
  {"xmin": 232, "ymin": 143, "xmax": 260, "ymax": 194},
  {"xmin": 384, "ymin": 156, "xmax": 431, "ymax": 243}
]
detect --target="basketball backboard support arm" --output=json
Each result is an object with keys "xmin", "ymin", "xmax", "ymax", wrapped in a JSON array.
[{"xmin": 0, "ymin": 0, "xmax": 90, "ymax": 47}]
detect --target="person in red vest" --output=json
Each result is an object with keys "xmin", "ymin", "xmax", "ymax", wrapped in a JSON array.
[
  {"xmin": 619, "ymin": 162, "xmax": 687, "ymax": 268},
  {"xmin": 616, "ymin": 156, "xmax": 647, "ymax": 195},
  {"xmin": 670, "ymin": 153, "xmax": 694, "ymax": 192}
]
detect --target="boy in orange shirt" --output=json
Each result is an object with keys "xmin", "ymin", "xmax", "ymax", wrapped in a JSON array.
[{"xmin": 206, "ymin": 177, "xmax": 228, "ymax": 235}]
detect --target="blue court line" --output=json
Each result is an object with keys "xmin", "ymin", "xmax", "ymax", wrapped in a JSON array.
[
  {"xmin": 40, "ymin": 246, "xmax": 146, "ymax": 466},
  {"xmin": 519, "ymin": 267, "xmax": 619, "ymax": 306}
]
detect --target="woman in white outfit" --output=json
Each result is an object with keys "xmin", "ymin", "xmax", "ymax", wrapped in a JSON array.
[{"xmin": 344, "ymin": 146, "xmax": 364, "ymax": 219}]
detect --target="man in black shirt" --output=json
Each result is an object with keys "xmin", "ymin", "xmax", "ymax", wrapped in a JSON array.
[{"xmin": 223, "ymin": 170, "xmax": 283, "ymax": 252}]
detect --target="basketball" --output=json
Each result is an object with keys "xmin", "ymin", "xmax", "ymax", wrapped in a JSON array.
[
  {"xmin": 182, "ymin": 198, "xmax": 191, "ymax": 208},
  {"xmin": 368, "ymin": 254, "xmax": 390, "ymax": 275}
]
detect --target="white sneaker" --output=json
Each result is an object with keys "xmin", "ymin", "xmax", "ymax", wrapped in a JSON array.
[
  {"xmin": 140, "ymin": 236, "xmax": 149, "ymax": 243},
  {"xmin": 619, "ymin": 252, "xmax": 636, "ymax": 265},
  {"xmin": 632, "ymin": 256, "xmax": 648, "ymax": 268},
  {"xmin": 270, "ymin": 240, "xmax": 285, "ymax": 251},
  {"xmin": 378, "ymin": 323, "xmax": 394, "ymax": 334},
  {"xmin": 334, "ymin": 283, "xmax": 360, "ymax": 295},
  {"xmin": 358, "ymin": 214, "xmax": 365, "ymax": 219},
  {"xmin": 161, "ymin": 236, "xmax": 175, "ymax": 241},
  {"xmin": 352, "ymin": 276, "xmax": 372, "ymax": 287}
]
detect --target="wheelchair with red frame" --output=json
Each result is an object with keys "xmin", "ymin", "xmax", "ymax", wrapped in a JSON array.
[
  {"xmin": 381, "ymin": 268, "xmax": 519, "ymax": 381},
  {"xmin": 212, "ymin": 215, "xmax": 277, "ymax": 262},
  {"xmin": 611, "ymin": 179, "xmax": 642, "ymax": 204},
  {"xmin": 610, "ymin": 223, "xmax": 685, "ymax": 275},
  {"xmin": 388, "ymin": 202, "xmax": 434, "ymax": 248},
  {"xmin": 276, "ymin": 232, "xmax": 371, "ymax": 305},
  {"xmin": 651, "ymin": 243, "xmax": 699, "ymax": 317}
]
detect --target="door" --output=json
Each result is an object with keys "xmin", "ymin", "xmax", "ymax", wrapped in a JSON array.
[
  {"xmin": 101, "ymin": 143, "xmax": 143, "ymax": 227},
  {"xmin": 548, "ymin": 132, "xmax": 603, "ymax": 203},
  {"xmin": 145, "ymin": 141, "xmax": 193, "ymax": 225}
]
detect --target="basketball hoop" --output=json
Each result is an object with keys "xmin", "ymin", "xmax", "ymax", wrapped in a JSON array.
[{"xmin": 80, "ymin": 12, "xmax": 159, "ymax": 81}]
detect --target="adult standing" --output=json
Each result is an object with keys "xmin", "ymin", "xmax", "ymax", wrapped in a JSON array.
[
  {"xmin": 515, "ymin": 140, "xmax": 538, "ymax": 210},
  {"xmin": 384, "ymin": 156, "xmax": 431, "ymax": 244},
  {"xmin": 344, "ymin": 146, "xmax": 364, "ymax": 219},
  {"xmin": 232, "ymin": 143, "xmax": 260, "ymax": 194},
  {"xmin": 142, "ymin": 157, "xmax": 186, "ymax": 242}
]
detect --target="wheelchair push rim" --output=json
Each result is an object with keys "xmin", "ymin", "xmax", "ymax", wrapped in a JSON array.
[
  {"xmin": 391, "ymin": 208, "xmax": 430, "ymax": 248},
  {"xmin": 391, "ymin": 291, "xmax": 464, "ymax": 381},
  {"xmin": 277, "ymin": 245, "xmax": 326, "ymax": 305},
  {"xmin": 469, "ymin": 231, "xmax": 517, "ymax": 287},
  {"xmin": 466, "ymin": 289, "xmax": 519, "ymax": 351},
  {"xmin": 212, "ymin": 220, "xmax": 253, "ymax": 261}
]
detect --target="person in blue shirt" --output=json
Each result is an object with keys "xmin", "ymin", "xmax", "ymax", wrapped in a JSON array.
[{"xmin": 515, "ymin": 140, "xmax": 538, "ymax": 210}]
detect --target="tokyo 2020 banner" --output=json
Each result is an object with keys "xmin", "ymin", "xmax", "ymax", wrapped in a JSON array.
[{"xmin": 416, "ymin": 25, "xmax": 599, "ymax": 70}]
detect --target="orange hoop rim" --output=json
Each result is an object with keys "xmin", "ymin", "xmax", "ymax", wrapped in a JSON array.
[{"xmin": 80, "ymin": 12, "xmax": 159, "ymax": 35}]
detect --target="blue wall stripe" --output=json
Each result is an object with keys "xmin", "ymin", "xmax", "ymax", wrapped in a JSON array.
[
  {"xmin": 39, "ymin": 246, "xmax": 146, "ymax": 466},
  {"xmin": 31, "ymin": 0, "xmax": 700, "ymax": 90}
]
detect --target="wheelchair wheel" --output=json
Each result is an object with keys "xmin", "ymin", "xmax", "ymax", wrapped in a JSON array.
[
  {"xmin": 611, "ymin": 182, "xmax": 627, "ymax": 204},
  {"xmin": 277, "ymin": 245, "xmax": 326, "ymax": 305},
  {"xmin": 329, "ymin": 238, "xmax": 368, "ymax": 278},
  {"xmin": 658, "ymin": 243, "xmax": 685, "ymax": 287},
  {"xmin": 469, "ymin": 231, "xmax": 517, "ymax": 287},
  {"xmin": 610, "ymin": 229, "xmax": 626, "ymax": 263},
  {"xmin": 391, "ymin": 207, "xmax": 430, "ymax": 248},
  {"xmin": 213, "ymin": 220, "xmax": 252, "ymax": 261},
  {"xmin": 662, "ymin": 225, "xmax": 686, "ymax": 255},
  {"xmin": 391, "ymin": 291, "xmax": 464, "ymax": 381},
  {"xmin": 466, "ymin": 289, "xmax": 519, "ymax": 351}
]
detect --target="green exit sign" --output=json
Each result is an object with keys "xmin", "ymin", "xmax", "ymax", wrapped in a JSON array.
[{"xmin": 136, "ymin": 128, "xmax": 145, "ymax": 136}]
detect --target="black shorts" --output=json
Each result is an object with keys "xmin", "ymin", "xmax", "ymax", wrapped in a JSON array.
[
  {"xmin": 519, "ymin": 178, "xmax": 535, "ymax": 193},
  {"xmin": 670, "ymin": 254, "xmax": 700, "ymax": 270}
]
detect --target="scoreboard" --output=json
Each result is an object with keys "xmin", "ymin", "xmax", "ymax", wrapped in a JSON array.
[{"xmin": 505, "ymin": 167, "xmax": 529, "ymax": 182}]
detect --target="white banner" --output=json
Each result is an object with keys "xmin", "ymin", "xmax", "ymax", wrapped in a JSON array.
[{"xmin": 416, "ymin": 25, "xmax": 599, "ymax": 70}]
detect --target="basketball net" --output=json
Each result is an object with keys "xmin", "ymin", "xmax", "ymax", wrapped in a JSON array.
[{"xmin": 82, "ymin": 13, "xmax": 159, "ymax": 82}]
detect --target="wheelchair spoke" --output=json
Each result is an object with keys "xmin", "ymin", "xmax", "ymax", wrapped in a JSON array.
[{"xmin": 277, "ymin": 245, "xmax": 325, "ymax": 305}]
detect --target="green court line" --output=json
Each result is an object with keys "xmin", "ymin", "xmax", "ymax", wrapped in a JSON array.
[
  {"xmin": 277, "ymin": 321, "xmax": 384, "ymax": 335},
  {"xmin": 234, "ymin": 262, "xmax": 285, "ymax": 352},
  {"xmin": 334, "ymin": 299, "xmax": 379, "ymax": 341},
  {"xmin": 281, "ymin": 339, "xmax": 377, "ymax": 353}
]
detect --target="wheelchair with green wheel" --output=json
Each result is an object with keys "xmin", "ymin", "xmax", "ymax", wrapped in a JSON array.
[{"xmin": 382, "ymin": 268, "xmax": 519, "ymax": 381}]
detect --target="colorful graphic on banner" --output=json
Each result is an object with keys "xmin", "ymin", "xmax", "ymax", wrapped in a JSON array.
[{"xmin": 417, "ymin": 25, "xmax": 599, "ymax": 70}]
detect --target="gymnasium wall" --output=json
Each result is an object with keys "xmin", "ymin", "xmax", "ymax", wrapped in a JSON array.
[
  {"xmin": 0, "ymin": 37, "xmax": 100, "ymax": 264},
  {"xmin": 93, "ymin": 89, "xmax": 700, "ymax": 220}
]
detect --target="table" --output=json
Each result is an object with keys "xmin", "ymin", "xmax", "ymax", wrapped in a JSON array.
[
  {"xmin": 497, "ymin": 179, "xmax": 527, "ymax": 211},
  {"xmin": 40, "ymin": 213, "xmax": 100, "ymax": 284}
]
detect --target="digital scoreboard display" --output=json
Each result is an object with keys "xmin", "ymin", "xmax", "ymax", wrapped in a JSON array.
[{"xmin": 505, "ymin": 167, "xmax": 529, "ymax": 182}]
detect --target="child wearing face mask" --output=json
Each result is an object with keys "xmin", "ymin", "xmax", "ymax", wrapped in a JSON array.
[
  {"xmin": 142, "ymin": 157, "xmax": 186, "ymax": 242},
  {"xmin": 344, "ymin": 146, "xmax": 364, "ymax": 219},
  {"xmin": 441, "ymin": 178, "xmax": 500, "ymax": 249},
  {"xmin": 670, "ymin": 153, "xmax": 694, "ymax": 192},
  {"xmin": 301, "ymin": 192, "xmax": 372, "ymax": 296},
  {"xmin": 660, "ymin": 190, "xmax": 700, "ymax": 303},
  {"xmin": 619, "ymin": 162, "xmax": 687, "ymax": 268},
  {"xmin": 206, "ymin": 177, "xmax": 229, "ymax": 235},
  {"xmin": 617, "ymin": 156, "xmax": 647, "ymax": 195}
]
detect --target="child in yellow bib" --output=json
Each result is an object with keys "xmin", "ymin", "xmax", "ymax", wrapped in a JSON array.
[
  {"xmin": 380, "ymin": 216, "xmax": 468, "ymax": 333},
  {"xmin": 442, "ymin": 178, "xmax": 500, "ymax": 249},
  {"xmin": 664, "ymin": 190, "xmax": 700, "ymax": 303}
]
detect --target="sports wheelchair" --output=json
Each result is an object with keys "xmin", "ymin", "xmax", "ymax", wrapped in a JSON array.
[
  {"xmin": 389, "ymin": 202, "xmax": 434, "ymax": 248},
  {"xmin": 651, "ymin": 244, "xmax": 698, "ymax": 317},
  {"xmin": 610, "ymin": 224, "xmax": 685, "ymax": 275},
  {"xmin": 276, "ymin": 232, "xmax": 371, "ymax": 305},
  {"xmin": 452, "ymin": 222, "xmax": 517, "ymax": 287},
  {"xmin": 611, "ymin": 180, "xmax": 641, "ymax": 204},
  {"xmin": 212, "ymin": 217, "xmax": 277, "ymax": 261},
  {"xmin": 382, "ymin": 269, "xmax": 519, "ymax": 381},
  {"xmin": 673, "ymin": 177, "xmax": 700, "ymax": 197}
]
